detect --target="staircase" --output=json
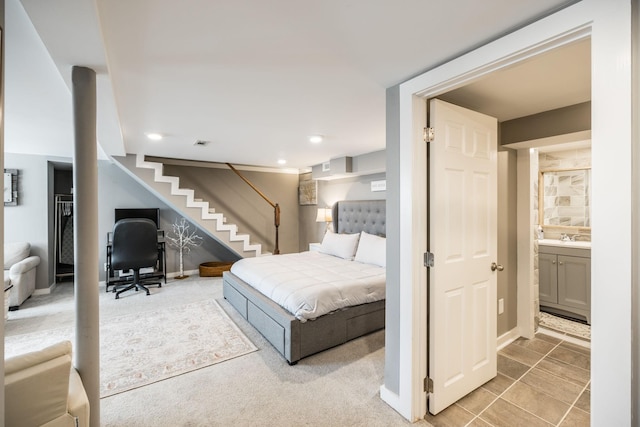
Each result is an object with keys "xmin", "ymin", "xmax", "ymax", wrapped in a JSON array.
[{"xmin": 112, "ymin": 154, "xmax": 269, "ymax": 258}]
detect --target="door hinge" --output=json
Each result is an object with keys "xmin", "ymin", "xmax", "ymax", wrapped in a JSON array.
[
  {"xmin": 424, "ymin": 251, "xmax": 435, "ymax": 268},
  {"xmin": 424, "ymin": 376, "xmax": 434, "ymax": 393},
  {"xmin": 423, "ymin": 127, "xmax": 435, "ymax": 143}
]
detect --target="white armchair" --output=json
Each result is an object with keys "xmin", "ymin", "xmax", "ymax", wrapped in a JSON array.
[
  {"xmin": 4, "ymin": 242, "xmax": 41, "ymax": 309},
  {"xmin": 5, "ymin": 341, "xmax": 90, "ymax": 427}
]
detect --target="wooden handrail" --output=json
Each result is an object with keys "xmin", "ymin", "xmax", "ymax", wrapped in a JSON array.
[{"xmin": 226, "ymin": 163, "xmax": 280, "ymax": 254}]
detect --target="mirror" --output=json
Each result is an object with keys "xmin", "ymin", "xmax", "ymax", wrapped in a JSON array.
[{"xmin": 539, "ymin": 168, "xmax": 591, "ymax": 228}]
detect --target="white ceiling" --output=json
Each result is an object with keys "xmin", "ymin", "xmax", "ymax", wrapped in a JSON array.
[
  {"xmin": 6, "ymin": 0, "xmax": 587, "ymax": 171},
  {"xmin": 440, "ymin": 38, "xmax": 590, "ymax": 122}
]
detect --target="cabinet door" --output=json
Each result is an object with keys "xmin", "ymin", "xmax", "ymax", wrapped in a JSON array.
[
  {"xmin": 557, "ymin": 255, "xmax": 590, "ymax": 311},
  {"xmin": 538, "ymin": 253, "xmax": 558, "ymax": 304}
]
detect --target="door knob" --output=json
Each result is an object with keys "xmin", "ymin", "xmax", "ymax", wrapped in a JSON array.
[{"xmin": 491, "ymin": 262, "xmax": 504, "ymax": 272}]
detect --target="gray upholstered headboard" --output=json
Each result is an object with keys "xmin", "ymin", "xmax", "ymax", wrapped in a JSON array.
[{"xmin": 332, "ymin": 200, "xmax": 386, "ymax": 237}]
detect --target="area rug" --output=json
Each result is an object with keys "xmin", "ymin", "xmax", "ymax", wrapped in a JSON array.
[
  {"xmin": 4, "ymin": 299, "xmax": 257, "ymax": 397},
  {"xmin": 539, "ymin": 311, "xmax": 591, "ymax": 341}
]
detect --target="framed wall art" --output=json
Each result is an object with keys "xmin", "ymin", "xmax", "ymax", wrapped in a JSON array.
[{"xmin": 298, "ymin": 179, "xmax": 317, "ymax": 205}]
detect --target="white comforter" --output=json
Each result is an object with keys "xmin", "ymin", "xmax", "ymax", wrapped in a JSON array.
[{"xmin": 230, "ymin": 251, "xmax": 386, "ymax": 321}]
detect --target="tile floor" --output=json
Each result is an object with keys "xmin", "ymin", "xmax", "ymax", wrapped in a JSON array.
[{"xmin": 425, "ymin": 333, "xmax": 590, "ymax": 426}]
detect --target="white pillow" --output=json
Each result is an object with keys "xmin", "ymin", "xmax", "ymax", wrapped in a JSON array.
[
  {"xmin": 354, "ymin": 231, "xmax": 386, "ymax": 267},
  {"xmin": 319, "ymin": 231, "xmax": 361, "ymax": 260}
]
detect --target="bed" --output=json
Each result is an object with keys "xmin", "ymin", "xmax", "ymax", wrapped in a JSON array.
[{"xmin": 222, "ymin": 200, "xmax": 386, "ymax": 364}]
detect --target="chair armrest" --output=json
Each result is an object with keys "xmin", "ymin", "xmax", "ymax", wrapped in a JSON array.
[
  {"xmin": 4, "ymin": 341, "xmax": 73, "ymax": 427},
  {"xmin": 9, "ymin": 255, "xmax": 41, "ymax": 274},
  {"xmin": 68, "ymin": 369, "xmax": 90, "ymax": 427}
]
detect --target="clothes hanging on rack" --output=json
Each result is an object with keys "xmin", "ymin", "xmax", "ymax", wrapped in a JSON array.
[
  {"xmin": 60, "ymin": 214, "xmax": 74, "ymax": 265},
  {"xmin": 61, "ymin": 200, "xmax": 72, "ymax": 216},
  {"xmin": 54, "ymin": 195, "xmax": 75, "ymax": 280}
]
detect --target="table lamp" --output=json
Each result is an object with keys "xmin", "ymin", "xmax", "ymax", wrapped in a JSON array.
[{"xmin": 316, "ymin": 207, "xmax": 333, "ymax": 231}]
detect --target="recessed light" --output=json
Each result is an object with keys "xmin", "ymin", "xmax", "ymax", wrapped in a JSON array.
[
  {"xmin": 277, "ymin": 159, "xmax": 287, "ymax": 165},
  {"xmin": 145, "ymin": 132, "xmax": 163, "ymax": 141},
  {"xmin": 309, "ymin": 135, "xmax": 323, "ymax": 144}
]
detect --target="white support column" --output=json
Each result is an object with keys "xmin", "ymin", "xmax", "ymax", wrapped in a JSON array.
[{"xmin": 72, "ymin": 66, "xmax": 100, "ymax": 426}]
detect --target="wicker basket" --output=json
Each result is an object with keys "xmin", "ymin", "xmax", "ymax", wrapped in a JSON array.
[{"xmin": 198, "ymin": 261, "xmax": 234, "ymax": 277}]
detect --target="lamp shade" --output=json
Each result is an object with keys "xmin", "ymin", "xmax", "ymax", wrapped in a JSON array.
[{"xmin": 315, "ymin": 207, "xmax": 333, "ymax": 222}]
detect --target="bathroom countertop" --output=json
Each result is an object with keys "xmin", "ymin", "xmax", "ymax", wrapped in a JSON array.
[{"xmin": 538, "ymin": 238, "xmax": 591, "ymax": 249}]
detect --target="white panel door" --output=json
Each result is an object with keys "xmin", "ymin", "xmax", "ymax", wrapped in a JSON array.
[{"xmin": 428, "ymin": 99, "xmax": 498, "ymax": 415}]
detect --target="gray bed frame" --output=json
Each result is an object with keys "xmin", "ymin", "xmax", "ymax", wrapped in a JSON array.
[{"xmin": 223, "ymin": 200, "xmax": 386, "ymax": 364}]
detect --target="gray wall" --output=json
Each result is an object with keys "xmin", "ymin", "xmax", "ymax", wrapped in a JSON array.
[
  {"xmin": 298, "ymin": 171, "xmax": 387, "ymax": 248},
  {"xmin": 500, "ymin": 102, "xmax": 590, "ymax": 145},
  {"xmin": 384, "ymin": 84, "xmax": 401, "ymax": 395},
  {"xmin": 497, "ymin": 150, "xmax": 518, "ymax": 335},
  {"xmin": 318, "ymin": 172, "xmax": 386, "ymax": 206},
  {"xmin": 311, "ymin": 149, "xmax": 386, "ymax": 180},
  {"xmin": 4, "ymin": 153, "xmax": 243, "ymax": 289},
  {"xmin": 498, "ymin": 101, "xmax": 593, "ymax": 337},
  {"xmin": 98, "ymin": 161, "xmax": 240, "ymax": 280},
  {"xmin": 162, "ymin": 163, "xmax": 299, "ymax": 255},
  {"xmin": 298, "ymin": 173, "xmax": 323, "ymax": 251},
  {"xmin": 302, "ymin": 149, "xmax": 387, "ymax": 250},
  {"xmin": 6, "ymin": 152, "xmax": 384, "ymax": 289},
  {"xmin": 4, "ymin": 153, "xmax": 50, "ymax": 290}
]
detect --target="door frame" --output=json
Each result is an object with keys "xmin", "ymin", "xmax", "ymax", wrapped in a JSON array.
[{"xmin": 382, "ymin": 1, "xmax": 633, "ymax": 423}]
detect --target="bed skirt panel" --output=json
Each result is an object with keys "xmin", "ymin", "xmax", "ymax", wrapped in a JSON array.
[{"xmin": 222, "ymin": 271, "xmax": 384, "ymax": 364}]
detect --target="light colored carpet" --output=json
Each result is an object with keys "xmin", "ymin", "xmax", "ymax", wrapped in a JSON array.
[
  {"xmin": 5, "ymin": 299, "xmax": 257, "ymax": 397},
  {"xmin": 4, "ymin": 277, "xmax": 427, "ymax": 426}
]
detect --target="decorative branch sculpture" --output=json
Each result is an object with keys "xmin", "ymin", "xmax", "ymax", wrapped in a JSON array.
[{"xmin": 165, "ymin": 217, "xmax": 203, "ymax": 279}]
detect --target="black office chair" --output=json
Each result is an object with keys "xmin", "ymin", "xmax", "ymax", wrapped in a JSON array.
[{"xmin": 111, "ymin": 218, "xmax": 161, "ymax": 299}]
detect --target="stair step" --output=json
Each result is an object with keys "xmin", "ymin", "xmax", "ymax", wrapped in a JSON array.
[{"xmin": 132, "ymin": 154, "xmax": 265, "ymax": 258}]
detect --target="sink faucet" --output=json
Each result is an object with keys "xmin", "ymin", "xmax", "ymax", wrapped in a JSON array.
[{"xmin": 560, "ymin": 233, "xmax": 571, "ymax": 242}]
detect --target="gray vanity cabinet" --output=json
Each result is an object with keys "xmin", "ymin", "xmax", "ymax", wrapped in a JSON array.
[
  {"xmin": 539, "ymin": 252, "xmax": 558, "ymax": 303},
  {"xmin": 538, "ymin": 244, "xmax": 591, "ymax": 324}
]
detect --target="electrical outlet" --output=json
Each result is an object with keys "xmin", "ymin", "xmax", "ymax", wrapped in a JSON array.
[{"xmin": 498, "ymin": 298, "xmax": 504, "ymax": 314}]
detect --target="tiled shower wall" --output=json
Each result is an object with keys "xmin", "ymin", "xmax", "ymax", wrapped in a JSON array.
[{"xmin": 538, "ymin": 148, "xmax": 592, "ymax": 241}]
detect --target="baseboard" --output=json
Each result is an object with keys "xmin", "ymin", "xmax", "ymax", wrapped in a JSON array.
[
  {"xmin": 34, "ymin": 283, "xmax": 57, "ymax": 296},
  {"xmin": 99, "ymin": 269, "xmax": 202, "ymax": 288},
  {"xmin": 497, "ymin": 327, "xmax": 520, "ymax": 350},
  {"xmin": 166, "ymin": 269, "xmax": 199, "ymax": 279},
  {"xmin": 379, "ymin": 385, "xmax": 411, "ymax": 421}
]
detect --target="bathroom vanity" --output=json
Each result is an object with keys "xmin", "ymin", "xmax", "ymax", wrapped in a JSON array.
[{"xmin": 538, "ymin": 239, "xmax": 591, "ymax": 324}]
